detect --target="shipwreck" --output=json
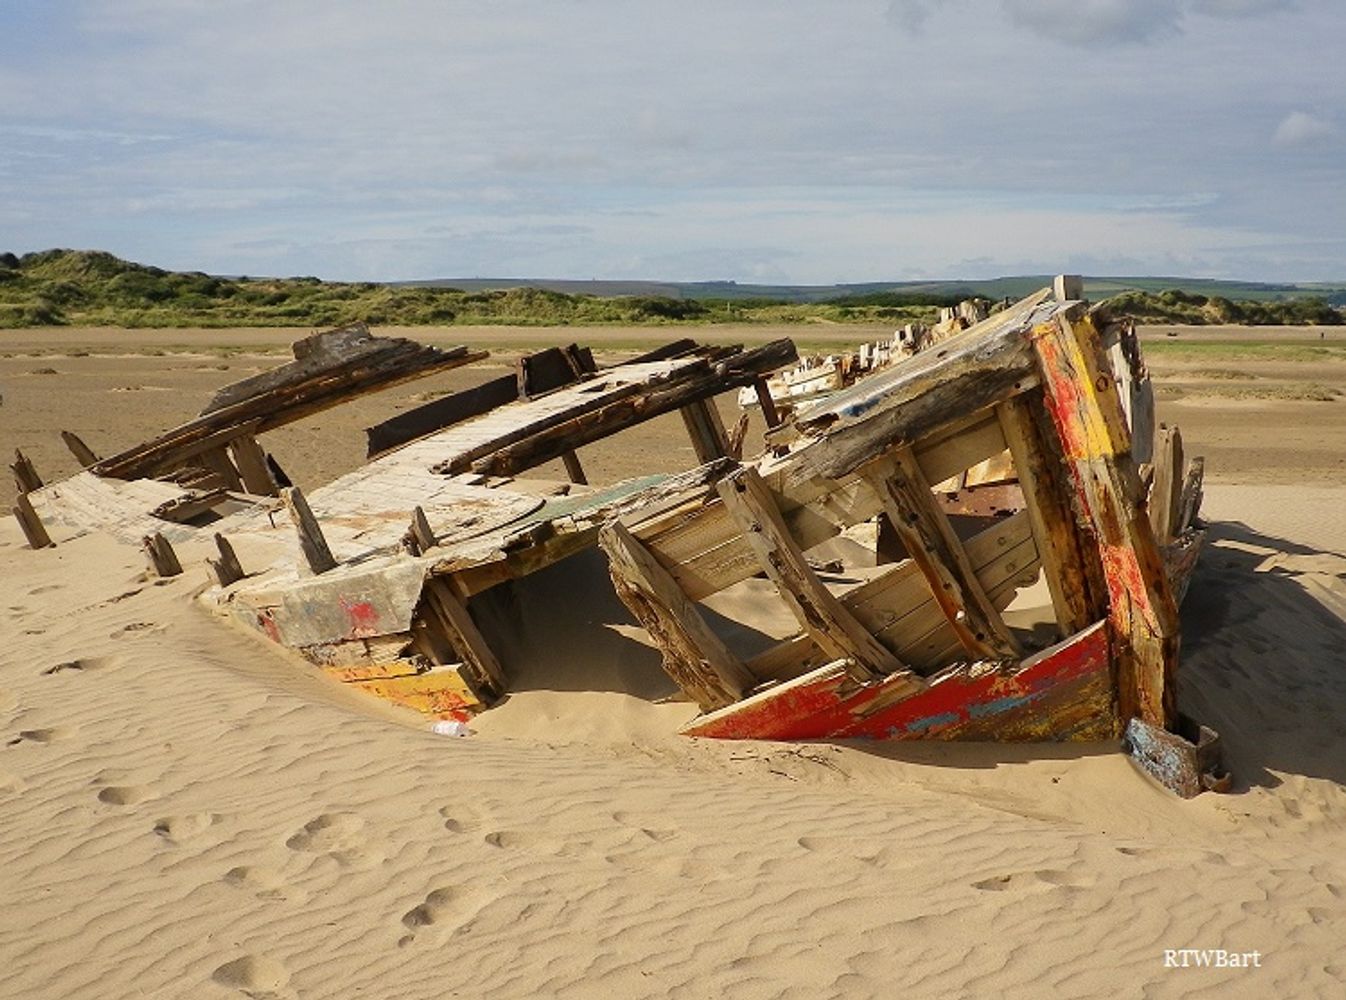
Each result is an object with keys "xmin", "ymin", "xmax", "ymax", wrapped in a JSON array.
[{"xmin": 9, "ymin": 276, "xmax": 1221, "ymax": 796}]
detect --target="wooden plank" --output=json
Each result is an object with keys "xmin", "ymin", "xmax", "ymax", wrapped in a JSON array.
[
  {"xmin": 753, "ymin": 377, "xmax": 781, "ymax": 428},
  {"xmin": 683, "ymin": 619, "xmax": 1113, "ymax": 742},
  {"xmin": 61, "ymin": 431, "xmax": 99, "ymax": 467},
  {"xmin": 680, "ymin": 398, "xmax": 729, "ymax": 464},
  {"xmin": 727, "ymin": 411, "xmax": 750, "ymax": 460},
  {"xmin": 997, "ymin": 394, "xmax": 1099, "ymax": 636},
  {"xmin": 517, "ymin": 347, "xmax": 582, "ymax": 398},
  {"xmin": 862, "ymin": 448, "xmax": 1020, "ymax": 660},
  {"xmin": 12, "ymin": 492, "xmax": 53, "ymax": 549},
  {"xmin": 1176, "ymin": 456, "xmax": 1204, "ymax": 535},
  {"xmin": 421, "ymin": 578, "xmax": 507, "ymax": 701},
  {"xmin": 716, "ymin": 466, "xmax": 901, "ymax": 681},
  {"xmin": 742, "ymin": 509, "xmax": 1039, "ymax": 683},
  {"xmin": 351, "ymin": 664, "xmax": 484, "ymax": 720},
  {"xmin": 403, "ymin": 506, "xmax": 436, "ymax": 556},
  {"xmin": 195, "ymin": 446, "xmax": 245, "ymax": 493},
  {"xmin": 468, "ymin": 341, "xmax": 796, "ymax": 477},
  {"xmin": 366, "ymin": 372, "xmax": 518, "ymax": 457},
  {"xmin": 1032, "ymin": 304, "xmax": 1179, "ymax": 728},
  {"xmin": 1149, "ymin": 425, "xmax": 1184, "ymax": 546},
  {"xmin": 281, "ymin": 486, "xmax": 337, "ymax": 575},
  {"xmin": 11, "ymin": 449, "xmax": 42, "ymax": 493},
  {"xmin": 600, "ymin": 519, "xmax": 754, "ymax": 711},
  {"xmin": 229, "ymin": 433, "xmax": 275, "ymax": 495},
  {"xmin": 93, "ymin": 326, "xmax": 484, "ymax": 480}
]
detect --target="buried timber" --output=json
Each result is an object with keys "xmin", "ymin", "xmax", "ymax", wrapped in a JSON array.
[{"xmin": 9, "ymin": 277, "xmax": 1223, "ymax": 797}]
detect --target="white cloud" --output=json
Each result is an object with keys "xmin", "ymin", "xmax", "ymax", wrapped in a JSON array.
[
  {"xmin": 1001, "ymin": 0, "xmax": 1181, "ymax": 45},
  {"xmin": 1273, "ymin": 110, "xmax": 1336, "ymax": 146}
]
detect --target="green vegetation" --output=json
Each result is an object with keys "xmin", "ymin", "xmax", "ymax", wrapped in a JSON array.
[{"xmin": 1, "ymin": 249, "xmax": 1341, "ymax": 330}]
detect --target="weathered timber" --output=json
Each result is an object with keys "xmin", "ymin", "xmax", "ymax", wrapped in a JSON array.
[
  {"xmin": 352, "ymin": 663, "xmax": 484, "ymax": 720},
  {"xmin": 1149, "ymin": 425, "xmax": 1185, "ymax": 546},
  {"xmin": 468, "ymin": 340, "xmax": 797, "ymax": 477},
  {"xmin": 229, "ymin": 433, "xmax": 275, "ymax": 495},
  {"xmin": 716, "ymin": 466, "xmax": 901, "ymax": 681},
  {"xmin": 516, "ymin": 347, "xmax": 579, "ymax": 400},
  {"xmin": 861, "ymin": 449, "xmax": 1021, "ymax": 660},
  {"xmin": 996, "ymin": 394, "xmax": 1100, "ymax": 636},
  {"xmin": 367, "ymin": 372, "xmax": 519, "ymax": 457},
  {"xmin": 206, "ymin": 533, "xmax": 245, "ymax": 587},
  {"xmin": 93, "ymin": 325, "xmax": 484, "ymax": 480},
  {"xmin": 11, "ymin": 449, "xmax": 42, "ymax": 493},
  {"xmin": 1124, "ymin": 713, "xmax": 1228, "ymax": 798},
  {"xmin": 142, "ymin": 532, "xmax": 183, "ymax": 577},
  {"xmin": 61, "ymin": 431, "xmax": 100, "ymax": 467},
  {"xmin": 560, "ymin": 450, "xmax": 589, "ymax": 486},
  {"xmin": 727, "ymin": 411, "xmax": 750, "ymax": 460},
  {"xmin": 152, "ymin": 489, "xmax": 230, "ymax": 524},
  {"xmin": 680, "ymin": 398, "xmax": 730, "ymax": 464},
  {"xmin": 1053, "ymin": 274, "xmax": 1084, "ymax": 302},
  {"xmin": 600, "ymin": 519, "xmax": 755, "ymax": 711},
  {"xmin": 1032, "ymin": 304, "xmax": 1178, "ymax": 729},
  {"xmin": 196, "ymin": 446, "xmax": 244, "ymax": 493},
  {"xmin": 625, "ymin": 338, "xmax": 701, "ymax": 364},
  {"xmin": 421, "ymin": 578, "xmax": 507, "ymax": 701},
  {"xmin": 775, "ymin": 292, "xmax": 1053, "ymax": 487},
  {"xmin": 685, "ymin": 620, "xmax": 1112, "ymax": 742},
  {"xmin": 1176, "ymin": 456, "xmax": 1205, "ymax": 536},
  {"xmin": 13, "ymin": 491, "xmax": 54, "ymax": 549},
  {"xmin": 402, "ymin": 505, "xmax": 436, "ymax": 557},
  {"xmin": 281, "ymin": 486, "xmax": 337, "ymax": 575},
  {"xmin": 1107, "ymin": 320, "xmax": 1154, "ymax": 465}
]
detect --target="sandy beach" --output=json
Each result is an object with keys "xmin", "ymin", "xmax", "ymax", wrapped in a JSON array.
[{"xmin": 2, "ymin": 325, "xmax": 1345, "ymax": 998}]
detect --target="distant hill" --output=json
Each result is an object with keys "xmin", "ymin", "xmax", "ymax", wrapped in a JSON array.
[{"xmin": 1, "ymin": 249, "xmax": 1341, "ymax": 329}]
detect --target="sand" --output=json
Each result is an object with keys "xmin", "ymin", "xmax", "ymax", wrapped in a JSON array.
[{"xmin": 2, "ymin": 326, "xmax": 1346, "ymax": 998}]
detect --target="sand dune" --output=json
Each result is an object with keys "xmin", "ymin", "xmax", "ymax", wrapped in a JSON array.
[{"xmin": 3, "ymin": 480, "xmax": 1345, "ymax": 999}]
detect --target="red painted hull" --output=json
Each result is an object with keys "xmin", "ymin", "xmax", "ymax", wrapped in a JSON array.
[{"xmin": 682, "ymin": 620, "xmax": 1115, "ymax": 742}]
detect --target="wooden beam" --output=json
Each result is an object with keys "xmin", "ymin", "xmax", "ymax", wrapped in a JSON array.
[
  {"xmin": 680, "ymin": 398, "xmax": 729, "ymax": 464},
  {"xmin": 600, "ymin": 519, "xmax": 755, "ymax": 711},
  {"xmin": 716, "ymin": 466, "xmax": 902, "ymax": 680},
  {"xmin": 560, "ymin": 450, "xmax": 588, "ymax": 485},
  {"xmin": 206, "ymin": 533, "xmax": 245, "ymax": 587},
  {"xmin": 996, "ymin": 394, "xmax": 1099, "ymax": 636},
  {"xmin": 402, "ymin": 505, "xmax": 436, "ymax": 556},
  {"xmin": 281, "ymin": 486, "xmax": 336, "ymax": 575},
  {"xmin": 141, "ymin": 532, "xmax": 182, "ymax": 577},
  {"xmin": 753, "ymin": 377, "xmax": 781, "ymax": 428},
  {"xmin": 61, "ymin": 431, "xmax": 99, "ymax": 467},
  {"xmin": 11, "ymin": 449, "xmax": 42, "ymax": 493},
  {"xmin": 229, "ymin": 433, "xmax": 276, "ymax": 496},
  {"xmin": 1149, "ymin": 425, "xmax": 1184, "ymax": 546},
  {"xmin": 861, "ymin": 449, "xmax": 1020, "ymax": 660},
  {"xmin": 1176, "ymin": 456, "xmax": 1205, "ymax": 536},
  {"xmin": 727, "ymin": 411, "xmax": 750, "ymax": 460},
  {"xmin": 194, "ymin": 446, "xmax": 244, "ymax": 493},
  {"xmin": 12, "ymin": 492, "xmax": 53, "ymax": 549},
  {"xmin": 421, "ymin": 578, "xmax": 507, "ymax": 701},
  {"xmin": 1031, "ymin": 304, "xmax": 1179, "ymax": 729}
]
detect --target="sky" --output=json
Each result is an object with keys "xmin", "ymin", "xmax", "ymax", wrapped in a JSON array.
[{"xmin": 0, "ymin": 0, "xmax": 1342, "ymax": 283}]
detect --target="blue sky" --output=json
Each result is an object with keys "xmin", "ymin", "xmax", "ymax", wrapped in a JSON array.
[{"xmin": 1, "ymin": 0, "xmax": 1342, "ymax": 283}]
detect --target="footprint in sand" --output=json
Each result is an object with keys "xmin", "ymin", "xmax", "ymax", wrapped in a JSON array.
[
  {"xmin": 28, "ymin": 584, "xmax": 65, "ymax": 596},
  {"xmin": 971, "ymin": 868, "xmax": 1089, "ymax": 893},
  {"xmin": 152, "ymin": 812, "xmax": 222, "ymax": 844},
  {"xmin": 0, "ymin": 771, "xmax": 26, "ymax": 797},
  {"xmin": 285, "ymin": 812, "xmax": 384, "ymax": 869},
  {"xmin": 97, "ymin": 784, "xmax": 156, "ymax": 806},
  {"xmin": 398, "ymin": 886, "xmax": 483, "ymax": 948},
  {"xmin": 211, "ymin": 954, "xmax": 292, "ymax": 998},
  {"xmin": 438, "ymin": 804, "xmax": 485, "ymax": 835},
  {"xmin": 14, "ymin": 725, "xmax": 75, "ymax": 744},
  {"xmin": 109, "ymin": 621, "xmax": 162, "ymax": 639},
  {"xmin": 41, "ymin": 656, "xmax": 120, "ymax": 677},
  {"xmin": 222, "ymin": 866, "xmax": 306, "ymax": 903},
  {"xmin": 611, "ymin": 810, "xmax": 679, "ymax": 843}
]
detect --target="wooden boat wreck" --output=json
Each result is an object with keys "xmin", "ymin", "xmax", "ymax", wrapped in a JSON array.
[{"xmin": 9, "ymin": 276, "xmax": 1221, "ymax": 796}]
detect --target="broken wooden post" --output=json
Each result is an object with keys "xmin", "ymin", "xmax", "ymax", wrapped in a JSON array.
[
  {"xmin": 1149, "ymin": 425, "xmax": 1185, "ymax": 546},
  {"xmin": 12, "ymin": 492, "xmax": 53, "ymax": 549},
  {"xmin": 196, "ymin": 446, "xmax": 244, "ymax": 493},
  {"xmin": 281, "ymin": 486, "xmax": 336, "ymax": 575},
  {"xmin": 60, "ymin": 431, "xmax": 99, "ymax": 467},
  {"xmin": 680, "ymin": 398, "xmax": 730, "ymax": 464},
  {"xmin": 422, "ymin": 578, "xmax": 507, "ymax": 701},
  {"xmin": 142, "ymin": 532, "xmax": 183, "ymax": 577},
  {"xmin": 600, "ymin": 519, "xmax": 755, "ymax": 711},
  {"xmin": 753, "ymin": 377, "xmax": 781, "ymax": 428},
  {"xmin": 561, "ymin": 450, "xmax": 589, "ymax": 486},
  {"xmin": 11, "ymin": 449, "xmax": 42, "ymax": 493},
  {"xmin": 402, "ymin": 505, "xmax": 436, "ymax": 556},
  {"xmin": 716, "ymin": 466, "xmax": 899, "ymax": 681},
  {"xmin": 228, "ymin": 433, "xmax": 276, "ymax": 496},
  {"xmin": 1053, "ymin": 274, "xmax": 1083, "ymax": 302},
  {"xmin": 1176, "ymin": 456, "xmax": 1205, "ymax": 536},
  {"xmin": 205, "ymin": 533, "xmax": 245, "ymax": 587},
  {"xmin": 861, "ymin": 449, "xmax": 1021, "ymax": 661},
  {"xmin": 727, "ymin": 411, "xmax": 750, "ymax": 460}
]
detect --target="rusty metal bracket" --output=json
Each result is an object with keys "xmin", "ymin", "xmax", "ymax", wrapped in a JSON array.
[{"xmin": 1123, "ymin": 712, "xmax": 1230, "ymax": 798}]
